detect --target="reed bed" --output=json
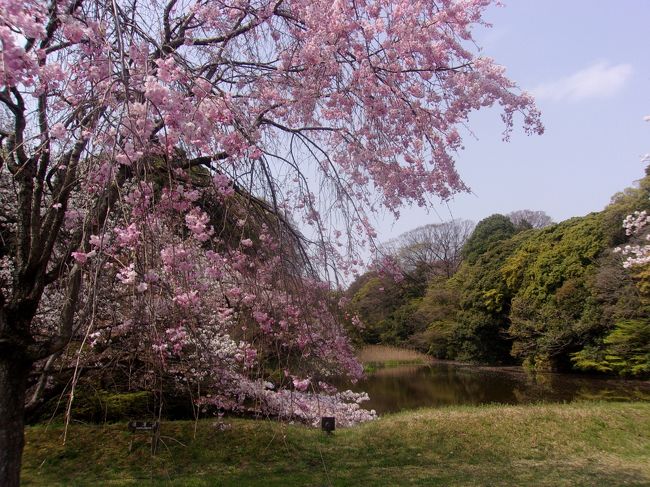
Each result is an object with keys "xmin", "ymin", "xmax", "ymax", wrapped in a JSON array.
[{"xmin": 357, "ymin": 345, "xmax": 430, "ymax": 365}]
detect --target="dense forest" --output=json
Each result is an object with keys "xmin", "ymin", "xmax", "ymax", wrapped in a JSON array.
[{"xmin": 347, "ymin": 168, "xmax": 650, "ymax": 376}]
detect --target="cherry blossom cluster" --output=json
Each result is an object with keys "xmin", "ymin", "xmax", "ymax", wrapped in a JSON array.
[
  {"xmin": 1, "ymin": 0, "xmax": 542, "ymax": 425},
  {"xmin": 45, "ymin": 169, "xmax": 365, "ymax": 416},
  {"xmin": 623, "ymin": 210, "xmax": 650, "ymax": 236},
  {"xmin": 614, "ymin": 243, "xmax": 650, "ymax": 268},
  {"xmin": 614, "ymin": 210, "xmax": 650, "ymax": 268},
  {"xmin": 198, "ymin": 376, "xmax": 376, "ymax": 427},
  {"xmin": 614, "ymin": 117, "xmax": 650, "ymax": 269},
  {"xmin": 0, "ymin": 256, "xmax": 13, "ymax": 298}
]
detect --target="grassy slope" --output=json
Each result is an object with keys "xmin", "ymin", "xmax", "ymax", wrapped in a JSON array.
[{"xmin": 23, "ymin": 402, "xmax": 650, "ymax": 486}]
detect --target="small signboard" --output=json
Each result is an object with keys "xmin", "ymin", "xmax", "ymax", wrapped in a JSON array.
[
  {"xmin": 127, "ymin": 420, "xmax": 161, "ymax": 454},
  {"xmin": 321, "ymin": 416, "xmax": 335, "ymax": 433}
]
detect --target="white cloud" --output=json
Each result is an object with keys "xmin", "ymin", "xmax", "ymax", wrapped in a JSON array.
[{"xmin": 532, "ymin": 62, "xmax": 633, "ymax": 102}]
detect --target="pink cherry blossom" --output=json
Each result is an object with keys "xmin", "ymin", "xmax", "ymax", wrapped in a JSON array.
[
  {"xmin": 50, "ymin": 123, "xmax": 66, "ymax": 139},
  {"xmin": 292, "ymin": 377, "xmax": 311, "ymax": 392}
]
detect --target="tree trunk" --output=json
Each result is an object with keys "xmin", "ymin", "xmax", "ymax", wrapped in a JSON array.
[{"xmin": 0, "ymin": 353, "xmax": 30, "ymax": 487}]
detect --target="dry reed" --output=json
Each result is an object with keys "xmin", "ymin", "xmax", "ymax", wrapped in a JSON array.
[{"xmin": 357, "ymin": 345, "xmax": 430, "ymax": 364}]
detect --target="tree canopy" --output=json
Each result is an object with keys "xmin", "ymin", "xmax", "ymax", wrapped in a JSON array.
[
  {"xmin": 461, "ymin": 214, "xmax": 517, "ymax": 264},
  {"xmin": 348, "ymin": 168, "xmax": 650, "ymax": 373},
  {"xmin": 508, "ymin": 209, "xmax": 554, "ymax": 230}
]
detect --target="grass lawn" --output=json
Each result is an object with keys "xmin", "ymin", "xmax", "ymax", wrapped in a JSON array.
[{"xmin": 22, "ymin": 401, "xmax": 650, "ymax": 486}]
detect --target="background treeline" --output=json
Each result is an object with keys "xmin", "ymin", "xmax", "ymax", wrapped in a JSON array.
[{"xmin": 347, "ymin": 169, "xmax": 650, "ymax": 377}]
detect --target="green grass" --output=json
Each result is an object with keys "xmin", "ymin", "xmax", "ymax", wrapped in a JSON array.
[{"xmin": 23, "ymin": 402, "xmax": 650, "ymax": 486}]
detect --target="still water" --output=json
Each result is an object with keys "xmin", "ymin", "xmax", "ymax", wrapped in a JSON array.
[{"xmin": 343, "ymin": 362, "xmax": 650, "ymax": 414}]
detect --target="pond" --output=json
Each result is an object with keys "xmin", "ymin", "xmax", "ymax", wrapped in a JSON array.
[{"xmin": 341, "ymin": 362, "xmax": 650, "ymax": 414}]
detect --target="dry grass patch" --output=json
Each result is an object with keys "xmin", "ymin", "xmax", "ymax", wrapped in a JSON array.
[{"xmin": 357, "ymin": 345, "xmax": 430, "ymax": 365}]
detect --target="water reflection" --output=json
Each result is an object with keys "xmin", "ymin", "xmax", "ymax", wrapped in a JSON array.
[{"xmin": 339, "ymin": 362, "xmax": 650, "ymax": 414}]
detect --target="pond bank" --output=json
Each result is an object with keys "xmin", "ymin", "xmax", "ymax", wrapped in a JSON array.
[
  {"xmin": 348, "ymin": 346, "xmax": 650, "ymax": 414},
  {"xmin": 23, "ymin": 402, "xmax": 650, "ymax": 486}
]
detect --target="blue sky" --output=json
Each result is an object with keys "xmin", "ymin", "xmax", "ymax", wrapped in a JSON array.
[{"xmin": 373, "ymin": 0, "xmax": 650, "ymax": 241}]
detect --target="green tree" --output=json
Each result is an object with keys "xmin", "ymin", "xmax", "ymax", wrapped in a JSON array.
[
  {"xmin": 452, "ymin": 234, "xmax": 526, "ymax": 363},
  {"xmin": 462, "ymin": 214, "xmax": 517, "ymax": 264},
  {"xmin": 572, "ymin": 320, "xmax": 650, "ymax": 376}
]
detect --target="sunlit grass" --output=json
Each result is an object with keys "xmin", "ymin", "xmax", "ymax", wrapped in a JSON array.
[
  {"xmin": 23, "ymin": 402, "xmax": 650, "ymax": 486},
  {"xmin": 357, "ymin": 345, "xmax": 431, "ymax": 369}
]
